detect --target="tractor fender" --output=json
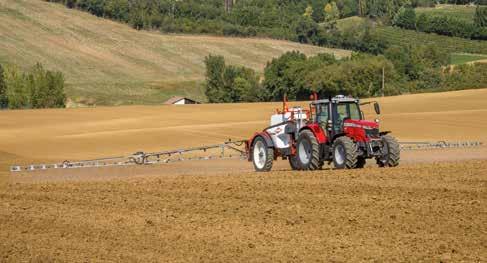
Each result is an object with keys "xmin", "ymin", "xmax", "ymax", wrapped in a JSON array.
[
  {"xmin": 299, "ymin": 124, "xmax": 327, "ymax": 144},
  {"xmin": 248, "ymin": 132, "xmax": 274, "ymax": 161}
]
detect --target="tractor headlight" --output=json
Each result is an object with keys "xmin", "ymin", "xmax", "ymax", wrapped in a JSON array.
[{"xmin": 375, "ymin": 118, "xmax": 380, "ymax": 123}]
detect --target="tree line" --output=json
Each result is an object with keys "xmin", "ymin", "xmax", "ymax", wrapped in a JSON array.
[
  {"xmin": 0, "ymin": 63, "xmax": 66, "ymax": 109},
  {"xmin": 393, "ymin": 5, "xmax": 487, "ymax": 40},
  {"xmin": 47, "ymin": 0, "xmax": 486, "ymax": 56},
  {"xmin": 204, "ymin": 48, "xmax": 487, "ymax": 102}
]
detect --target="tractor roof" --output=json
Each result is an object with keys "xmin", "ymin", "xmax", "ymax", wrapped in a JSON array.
[{"xmin": 311, "ymin": 95, "xmax": 359, "ymax": 105}]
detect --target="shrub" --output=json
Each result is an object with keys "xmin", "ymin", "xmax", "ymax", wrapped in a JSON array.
[
  {"xmin": 393, "ymin": 7, "xmax": 416, "ymax": 30},
  {"xmin": 1, "ymin": 63, "xmax": 66, "ymax": 109},
  {"xmin": 4, "ymin": 66, "xmax": 30, "ymax": 109}
]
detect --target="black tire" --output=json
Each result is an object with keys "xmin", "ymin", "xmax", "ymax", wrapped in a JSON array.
[
  {"xmin": 296, "ymin": 130, "xmax": 321, "ymax": 170},
  {"xmin": 377, "ymin": 134, "xmax": 400, "ymax": 167},
  {"xmin": 332, "ymin": 136, "xmax": 358, "ymax": 169},
  {"xmin": 356, "ymin": 157, "xmax": 366, "ymax": 169},
  {"xmin": 289, "ymin": 155, "xmax": 301, "ymax": 170},
  {"xmin": 251, "ymin": 136, "xmax": 274, "ymax": 172}
]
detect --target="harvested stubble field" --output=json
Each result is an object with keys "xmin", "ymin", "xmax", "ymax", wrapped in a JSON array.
[{"xmin": 1, "ymin": 89, "xmax": 487, "ymax": 261}]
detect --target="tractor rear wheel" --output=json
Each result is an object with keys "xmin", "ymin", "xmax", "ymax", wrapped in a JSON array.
[
  {"xmin": 252, "ymin": 137, "xmax": 274, "ymax": 172},
  {"xmin": 289, "ymin": 155, "xmax": 301, "ymax": 170},
  {"xmin": 377, "ymin": 134, "xmax": 400, "ymax": 167},
  {"xmin": 332, "ymin": 136, "xmax": 359, "ymax": 169},
  {"xmin": 296, "ymin": 130, "xmax": 321, "ymax": 170}
]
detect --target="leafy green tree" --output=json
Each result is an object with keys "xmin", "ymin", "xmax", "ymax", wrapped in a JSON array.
[
  {"xmin": 204, "ymin": 54, "xmax": 226, "ymax": 103},
  {"xmin": 103, "ymin": 0, "xmax": 129, "ymax": 21},
  {"xmin": 358, "ymin": 0, "xmax": 367, "ymax": 16},
  {"xmin": 393, "ymin": 7, "xmax": 416, "ymax": 30},
  {"xmin": 204, "ymin": 54, "xmax": 261, "ymax": 103},
  {"xmin": 305, "ymin": 54, "xmax": 401, "ymax": 97},
  {"xmin": 262, "ymin": 51, "xmax": 307, "ymax": 101},
  {"xmin": 4, "ymin": 66, "xmax": 30, "ymax": 109},
  {"xmin": 337, "ymin": 0, "xmax": 358, "ymax": 18},
  {"xmin": 304, "ymin": 5, "xmax": 314, "ymax": 19},
  {"xmin": 474, "ymin": 5, "xmax": 487, "ymax": 27},
  {"xmin": 294, "ymin": 17, "xmax": 319, "ymax": 44},
  {"xmin": 324, "ymin": 2, "xmax": 340, "ymax": 23},
  {"xmin": 415, "ymin": 13, "xmax": 429, "ymax": 32},
  {"xmin": 26, "ymin": 63, "xmax": 66, "ymax": 108},
  {"xmin": 0, "ymin": 64, "xmax": 7, "ymax": 108}
]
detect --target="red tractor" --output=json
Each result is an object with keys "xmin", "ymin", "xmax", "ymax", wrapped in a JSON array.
[{"xmin": 247, "ymin": 95, "xmax": 400, "ymax": 172}]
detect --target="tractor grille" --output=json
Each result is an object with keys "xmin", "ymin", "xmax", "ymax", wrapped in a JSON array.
[{"xmin": 365, "ymin": 128, "xmax": 380, "ymax": 138}]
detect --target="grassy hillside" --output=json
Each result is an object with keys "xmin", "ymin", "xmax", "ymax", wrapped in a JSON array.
[
  {"xmin": 335, "ymin": 16, "xmax": 368, "ymax": 31},
  {"xmin": 374, "ymin": 26, "xmax": 487, "ymax": 55},
  {"xmin": 335, "ymin": 16, "xmax": 487, "ymax": 56},
  {"xmin": 415, "ymin": 4, "xmax": 476, "ymax": 22},
  {"xmin": 450, "ymin": 53, "xmax": 487, "ymax": 64},
  {"xmin": 0, "ymin": 0, "xmax": 349, "ymax": 106}
]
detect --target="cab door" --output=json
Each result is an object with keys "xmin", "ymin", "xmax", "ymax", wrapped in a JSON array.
[{"xmin": 315, "ymin": 103, "xmax": 331, "ymax": 138}]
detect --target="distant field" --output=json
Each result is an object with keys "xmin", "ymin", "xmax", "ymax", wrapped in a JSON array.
[
  {"xmin": 335, "ymin": 16, "xmax": 368, "ymax": 31},
  {"xmin": 1, "ymin": 88, "xmax": 487, "ymax": 174},
  {"xmin": 375, "ymin": 26, "xmax": 487, "ymax": 55},
  {"xmin": 0, "ymin": 0, "xmax": 349, "ymax": 106},
  {"xmin": 450, "ymin": 53, "xmax": 487, "ymax": 65},
  {"xmin": 334, "ymin": 15, "xmax": 487, "ymax": 56},
  {"xmin": 416, "ymin": 4, "xmax": 476, "ymax": 22}
]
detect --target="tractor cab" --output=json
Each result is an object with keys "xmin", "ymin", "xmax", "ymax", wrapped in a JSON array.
[{"xmin": 312, "ymin": 95, "xmax": 381, "ymax": 142}]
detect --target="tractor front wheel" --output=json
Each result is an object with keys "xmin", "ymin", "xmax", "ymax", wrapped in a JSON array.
[
  {"xmin": 356, "ymin": 157, "xmax": 366, "ymax": 169},
  {"xmin": 296, "ymin": 130, "xmax": 321, "ymax": 170},
  {"xmin": 252, "ymin": 136, "xmax": 274, "ymax": 172},
  {"xmin": 377, "ymin": 134, "xmax": 400, "ymax": 167},
  {"xmin": 332, "ymin": 136, "xmax": 359, "ymax": 169}
]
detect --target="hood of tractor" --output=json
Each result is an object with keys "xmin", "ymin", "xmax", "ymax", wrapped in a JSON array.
[
  {"xmin": 343, "ymin": 119, "xmax": 380, "ymax": 142},
  {"xmin": 344, "ymin": 119, "xmax": 379, "ymax": 129}
]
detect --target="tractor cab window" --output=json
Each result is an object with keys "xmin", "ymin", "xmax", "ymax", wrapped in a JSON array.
[
  {"xmin": 334, "ymin": 102, "xmax": 362, "ymax": 121},
  {"xmin": 315, "ymin": 103, "xmax": 329, "ymax": 124},
  {"xmin": 333, "ymin": 102, "xmax": 362, "ymax": 131}
]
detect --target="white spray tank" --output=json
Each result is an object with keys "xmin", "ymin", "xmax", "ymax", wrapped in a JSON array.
[{"xmin": 266, "ymin": 107, "xmax": 307, "ymax": 149}]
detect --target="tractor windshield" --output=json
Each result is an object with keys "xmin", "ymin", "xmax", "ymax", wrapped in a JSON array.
[{"xmin": 334, "ymin": 102, "xmax": 362, "ymax": 121}]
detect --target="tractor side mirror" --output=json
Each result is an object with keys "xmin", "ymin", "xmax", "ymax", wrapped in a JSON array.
[{"xmin": 374, "ymin": 102, "xmax": 381, "ymax": 115}]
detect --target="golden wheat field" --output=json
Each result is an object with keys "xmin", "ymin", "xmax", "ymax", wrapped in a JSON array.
[{"xmin": 1, "ymin": 89, "xmax": 487, "ymax": 261}]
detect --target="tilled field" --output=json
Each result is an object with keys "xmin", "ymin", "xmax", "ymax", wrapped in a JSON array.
[
  {"xmin": 1, "ymin": 160, "xmax": 486, "ymax": 262},
  {"xmin": 1, "ymin": 89, "xmax": 487, "ymax": 261}
]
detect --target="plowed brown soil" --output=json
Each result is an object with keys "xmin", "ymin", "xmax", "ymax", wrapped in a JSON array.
[
  {"xmin": 1, "ymin": 161, "xmax": 486, "ymax": 261},
  {"xmin": 1, "ymin": 89, "xmax": 487, "ymax": 261}
]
